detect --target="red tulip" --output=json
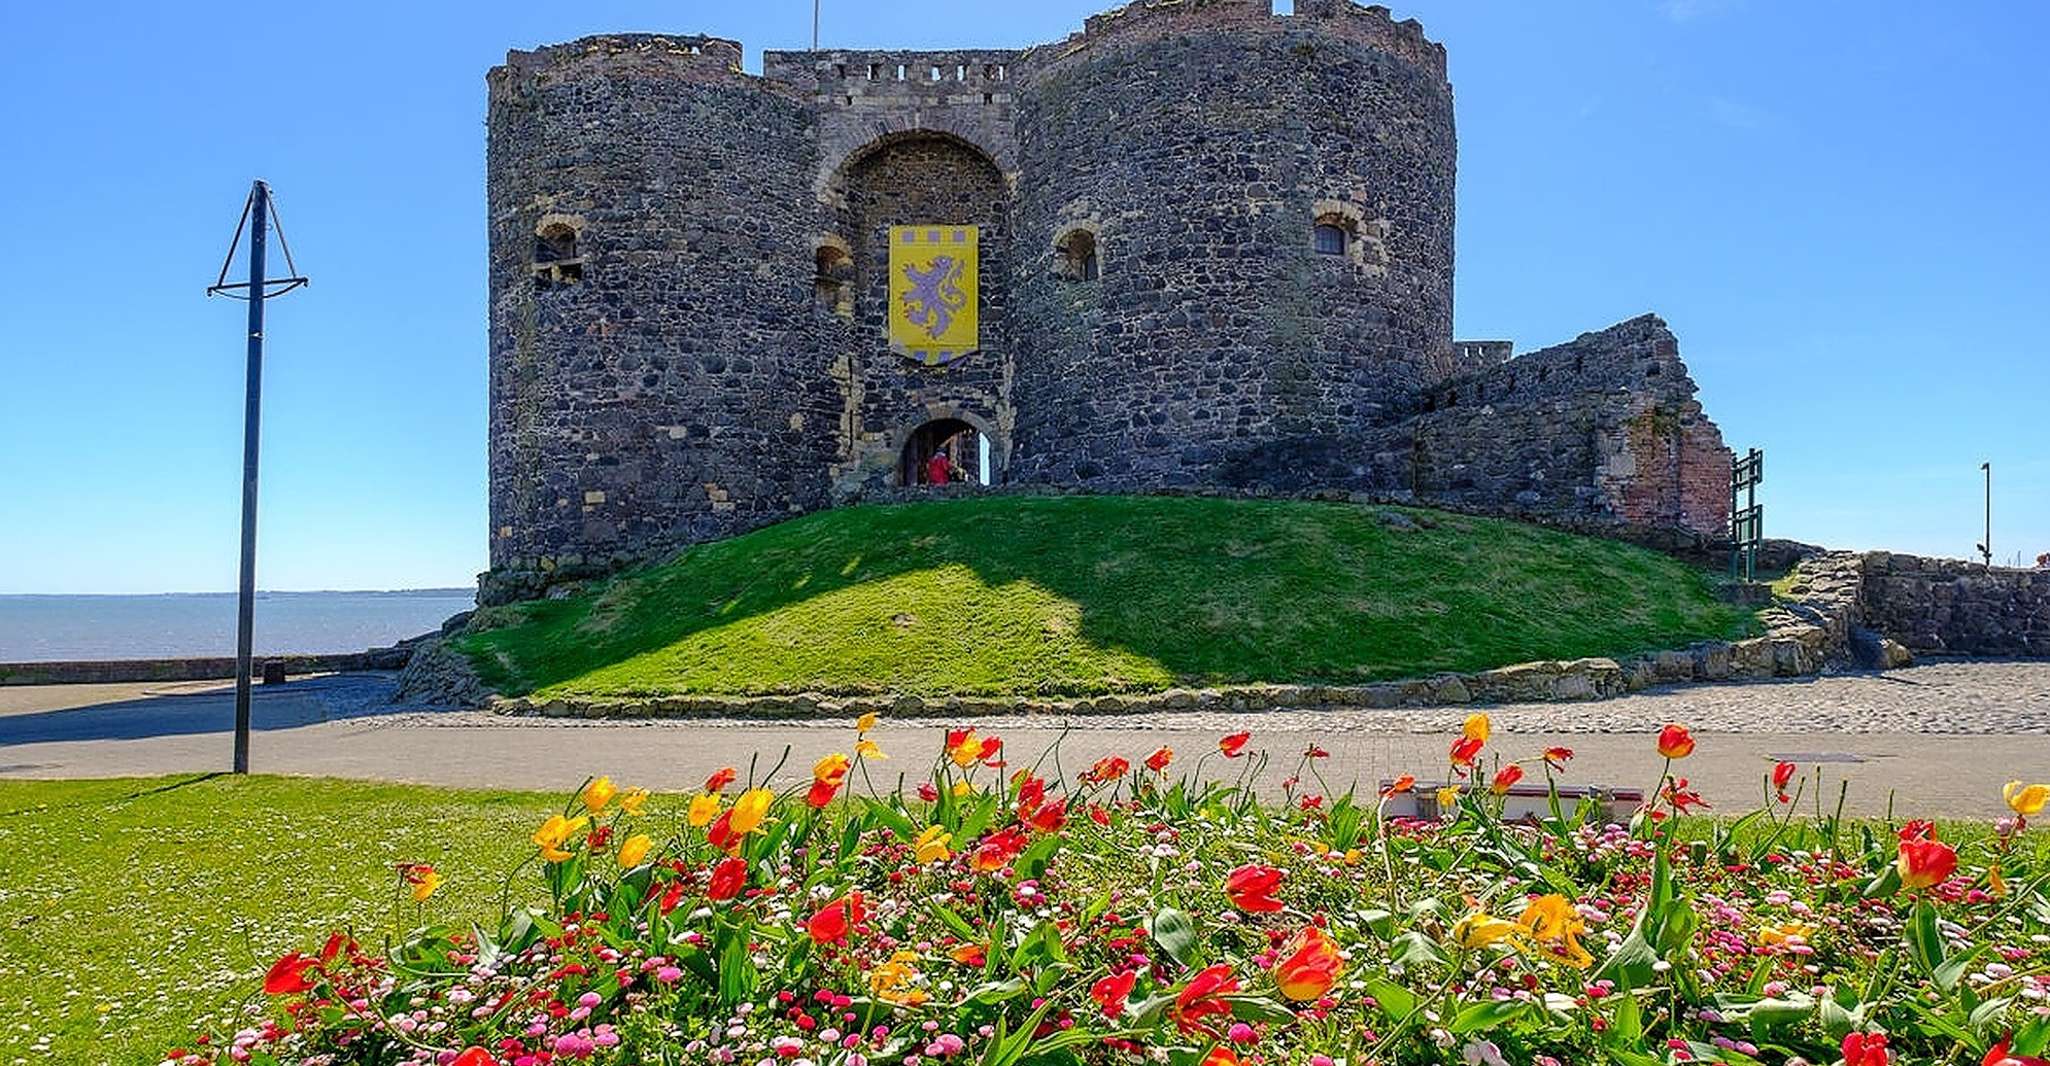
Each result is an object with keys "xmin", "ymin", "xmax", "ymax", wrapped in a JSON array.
[
  {"xmin": 1984, "ymin": 1037, "xmax": 2050, "ymax": 1066},
  {"xmin": 1898, "ymin": 833, "xmax": 1959, "ymax": 891},
  {"xmin": 452, "ymin": 1049, "xmax": 498, "ymax": 1066},
  {"xmin": 1218, "ymin": 732, "xmax": 1251, "ymax": 758},
  {"xmin": 1090, "ymin": 970, "xmax": 1137, "ymax": 1019},
  {"xmin": 1201, "ymin": 1049, "xmax": 1241, "ymax": 1066},
  {"xmin": 1172, "ymin": 963, "xmax": 1240, "ymax": 1034},
  {"xmin": 707, "ymin": 856, "xmax": 748, "ymax": 901},
  {"xmin": 1025, "ymin": 801, "xmax": 1067, "ymax": 834},
  {"xmin": 1657, "ymin": 724, "xmax": 1696, "ymax": 759},
  {"xmin": 805, "ymin": 893, "xmax": 866, "ymax": 943},
  {"xmin": 1773, "ymin": 760, "xmax": 1797, "ymax": 802},
  {"xmin": 262, "ymin": 952, "xmax": 318, "ymax": 996},
  {"xmin": 1842, "ymin": 1032, "xmax": 1889, "ymax": 1066},
  {"xmin": 1448, "ymin": 735, "xmax": 1484, "ymax": 771},
  {"xmin": 1490, "ymin": 764, "xmax": 1526, "ymax": 795},
  {"xmin": 704, "ymin": 767, "xmax": 737, "ymax": 793},
  {"xmin": 1543, "ymin": 746, "xmax": 1574, "ymax": 769},
  {"xmin": 705, "ymin": 809, "xmax": 739, "ymax": 852},
  {"xmin": 1145, "ymin": 747, "xmax": 1174, "ymax": 773},
  {"xmin": 1225, "ymin": 864, "xmax": 1285, "ymax": 913}
]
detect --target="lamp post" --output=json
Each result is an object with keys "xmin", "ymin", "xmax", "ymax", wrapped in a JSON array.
[{"xmin": 207, "ymin": 181, "xmax": 308, "ymax": 773}]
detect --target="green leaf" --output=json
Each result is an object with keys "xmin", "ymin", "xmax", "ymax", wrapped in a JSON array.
[
  {"xmin": 1968, "ymin": 995, "xmax": 2014, "ymax": 1036},
  {"xmin": 2013, "ymin": 1014, "xmax": 2050, "ymax": 1057},
  {"xmin": 1362, "ymin": 976, "xmax": 1416, "ymax": 1021},
  {"xmin": 1862, "ymin": 864, "xmax": 1903, "ymax": 899},
  {"xmin": 1450, "ymin": 998, "xmax": 1527, "ymax": 1034},
  {"xmin": 1935, "ymin": 944, "xmax": 1989, "ymax": 992},
  {"xmin": 1607, "ymin": 994, "xmax": 1643, "ymax": 1044},
  {"xmin": 1391, "ymin": 930, "xmax": 1447, "ymax": 970},
  {"xmin": 1149, "ymin": 908, "xmax": 1199, "ymax": 968},
  {"xmin": 929, "ymin": 903, "xmax": 979, "ymax": 942},
  {"xmin": 1906, "ymin": 899, "xmax": 1945, "ymax": 975},
  {"xmin": 1224, "ymin": 995, "xmax": 1297, "ymax": 1024},
  {"xmin": 1817, "ymin": 993, "xmax": 1867, "ymax": 1042}
]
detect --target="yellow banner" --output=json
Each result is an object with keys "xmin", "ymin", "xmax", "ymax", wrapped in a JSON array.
[{"xmin": 888, "ymin": 225, "xmax": 978, "ymax": 365}]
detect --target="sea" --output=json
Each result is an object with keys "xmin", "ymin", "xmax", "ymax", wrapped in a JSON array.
[{"xmin": 0, "ymin": 590, "xmax": 478, "ymax": 662}]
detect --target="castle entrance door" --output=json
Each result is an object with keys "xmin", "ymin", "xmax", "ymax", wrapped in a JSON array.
[{"xmin": 900, "ymin": 418, "xmax": 990, "ymax": 487}]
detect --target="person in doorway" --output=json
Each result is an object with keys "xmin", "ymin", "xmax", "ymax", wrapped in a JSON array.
[{"xmin": 925, "ymin": 449, "xmax": 952, "ymax": 487}]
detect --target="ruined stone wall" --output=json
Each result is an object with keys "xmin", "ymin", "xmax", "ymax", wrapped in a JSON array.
[
  {"xmin": 1402, "ymin": 316, "xmax": 1731, "ymax": 533},
  {"xmin": 1004, "ymin": 0, "xmax": 1456, "ymax": 490},
  {"xmin": 1859, "ymin": 553, "xmax": 2050, "ymax": 657}
]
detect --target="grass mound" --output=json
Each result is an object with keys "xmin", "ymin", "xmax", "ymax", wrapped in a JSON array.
[{"xmin": 457, "ymin": 495, "xmax": 1752, "ymax": 698}]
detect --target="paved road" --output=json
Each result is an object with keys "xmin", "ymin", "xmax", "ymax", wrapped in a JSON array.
[{"xmin": 2, "ymin": 665, "xmax": 2047, "ymax": 817}]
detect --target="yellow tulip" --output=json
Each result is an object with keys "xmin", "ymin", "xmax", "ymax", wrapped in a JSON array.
[
  {"xmin": 856, "ymin": 712, "xmax": 879, "ymax": 734},
  {"xmin": 855, "ymin": 738, "xmax": 888, "ymax": 761},
  {"xmin": 951, "ymin": 780, "xmax": 973, "ymax": 798},
  {"xmin": 1449, "ymin": 912, "xmax": 1524, "ymax": 950},
  {"xmin": 2004, "ymin": 781, "xmax": 2050, "ymax": 817},
  {"xmin": 532, "ymin": 814, "xmax": 588, "ymax": 863},
  {"xmin": 411, "ymin": 869, "xmax": 442, "ymax": 903},
  {"xmin": 581, "ymin": 777, "xmax": 618, "ymax": 813},
  {"xmin": 687, "ymin": 792, "xmax": 722, "ymax": 828},
  {"xmin": 729, "ymin": 789, "xmax": 774, "ymax": 836},
  {"xmin": 913, "ymin": 825, "xmax": 952, "ymax": 864},
  {"xmin": 1461, "ymin": 712, "xmax": 1491, "ymax": 744},
  {"xmin": 617, "ymin": 833, "xmax": 653, "ymax": 869},
  {"xmin": 617, "ymin": 788, "xmax": 649, "ymax": 816},
  {"xmin": 1436, "ymin": 786, "xmax": 1461, "ymax": 814},
  {"xmin": 1516, "ymin": 894, "xmax": 1593, "ymax": 969}
]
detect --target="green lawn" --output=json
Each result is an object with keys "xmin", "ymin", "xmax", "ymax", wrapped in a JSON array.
[
  {"xmin": 0, "ymin": 775, "xmax": 550, "ymax": 1065},
  {"xmin": 459, "ymin": 495, "xmax": 1754, "ymax": 699}
]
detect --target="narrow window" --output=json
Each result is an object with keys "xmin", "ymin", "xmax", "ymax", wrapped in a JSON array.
[
  {"xmin": 814, "ymin": 244, "xmax": 854, "ymax": 316},
  {"xmin": 834, "ymin": 64, "xmax": 846, "ymax": 79},
  {"xmin": 956, "ymin": 64, "xmax": 967, "ymax": 81},
  {"xmin": 867, "ymin": 63, "xmax": 879, "ymax": 80},
  {"xmin": 896, "ymin": 63, "xmax": 907, "ymax": 81},
  {"xmin": 1054, "ymin": 228, "xmax": 1100, "ymax": 282},
  {"xmin": 929, "ymin": 65, "xmax": 942, "ymax": 82},
  {"xmin": 534, "ymin": 222, "xmax": 582, "ymax": 290},
  {"xmin": 1312, "ymin": 222, "xmax": 1348, "ymax": 257}
]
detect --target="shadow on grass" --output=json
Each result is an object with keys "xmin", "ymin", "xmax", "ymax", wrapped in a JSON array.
[{"xmin": 460, "ymin": 495, "xmax": 1756, "ymax": 699}]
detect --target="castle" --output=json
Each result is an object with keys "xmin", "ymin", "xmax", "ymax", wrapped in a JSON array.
[{"xmin": 482, "ymin": 0, "xmax": 1732, "ymax": 604}]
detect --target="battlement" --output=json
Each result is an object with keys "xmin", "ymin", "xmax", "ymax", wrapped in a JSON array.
[
  {"xmin": 1030, "ymin": 0, "xmax": 1445, "ymax": 81},
  {"xmin": 490, "ymin": 33, "xmax": 756, "ymax": 98},
  {"xmin": 1428, "ymin": 316, "xmax": 1698, "ymax": 413},
  {"xmin": 762, "ymin": 49, "xmax": 1024, "ymax": 107}
]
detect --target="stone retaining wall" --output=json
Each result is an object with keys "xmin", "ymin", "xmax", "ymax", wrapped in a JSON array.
[{"xmin": 1859, "ymin": 552, "xmax": 2050, "ymax": 657}]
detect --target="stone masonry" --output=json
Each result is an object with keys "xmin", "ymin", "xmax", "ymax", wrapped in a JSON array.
[{"xmin": 480, "ymin": 0, "xmax": 1734, "ymax": 603}]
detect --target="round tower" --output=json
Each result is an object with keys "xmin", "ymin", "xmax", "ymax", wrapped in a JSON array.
[
  {"xmin": 484, "ymin": 34, "xmax": 840, "ymax": 598},
  {"xmin": 1006, "ymin": 0, "xmax": 1455, "ymax": 490}
]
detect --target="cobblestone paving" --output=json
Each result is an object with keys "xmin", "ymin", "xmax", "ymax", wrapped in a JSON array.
[{"xmin": 380, "ymin": 661, "xmax": 2050, "ymax": 736}]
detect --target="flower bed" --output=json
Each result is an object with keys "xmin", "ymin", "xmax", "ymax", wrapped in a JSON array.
[{"xmin": 170, "ymin": 719, "xmax": 2050, "ymax": 1066}]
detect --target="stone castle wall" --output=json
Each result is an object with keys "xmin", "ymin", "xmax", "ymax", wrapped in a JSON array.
[{"xmin": 480, "ymin": 1, "xmax": 1733, "ymax": 603}]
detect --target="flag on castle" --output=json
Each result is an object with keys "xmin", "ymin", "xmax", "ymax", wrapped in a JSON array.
[{"xmin": 888, "ymin": 225, "xmax": 978, "ymax": 366}]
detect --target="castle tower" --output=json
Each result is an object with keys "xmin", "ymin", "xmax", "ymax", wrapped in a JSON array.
[
  {"xmin": 1004, "ymin": 0, "xmax": 1456, "ymax": 490},
  {"xmin": 484, "ymin": 35, "xmax": 843, "ymax": 595}
]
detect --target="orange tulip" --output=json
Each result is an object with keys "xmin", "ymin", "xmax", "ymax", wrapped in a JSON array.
[
  {"xmin": 1657, "ymin": 724, "xmax": 1696, "ymax": 759},
  {"xmin": 1274, "ymin": 925, "xmax": 1343, "ymax": 1001},
  {"xmin": 1172, "ymin": 964, "xmax": 1239, "ymax": 1035},
  {"xmin": 1380, "ymin": 774, "xmax": 1416, "ymax": 797},
  {"xmin": 807, "ymin": 753, "xmax": 851, "ymax": 808},
  {"xmin": 1145, "ymin": 746, "xmax": 1174, "ymax": 773},
  {"xmin": 1490, "ymin": 764, "xmax": 1525, "ymax": 795}
]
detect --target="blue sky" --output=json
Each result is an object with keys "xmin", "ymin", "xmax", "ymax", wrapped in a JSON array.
[{"xmin": 1, "ymin": 1, "xmax": 2043, "ymax": 594}]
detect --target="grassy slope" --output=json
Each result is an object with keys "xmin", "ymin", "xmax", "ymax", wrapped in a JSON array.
[
  {"xmin": 0, "ymin": 776, "xmax": 547, "ymax": 1065},
  {"xmin": 459, "ymin": 495, "xmax": 1753, "ymax": 699}
]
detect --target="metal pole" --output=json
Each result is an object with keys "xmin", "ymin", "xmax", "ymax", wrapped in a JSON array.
[
  {"xmin": 232, "ymin": 181, "xmax": 268, "ymax": 774},
  {"xmin": 1983, "ymin": 461, "xmax": 1993, "ymax": 568},
  {"xmin": 813, "ymin": 0, "xmax": 820, "ymax": 50}
]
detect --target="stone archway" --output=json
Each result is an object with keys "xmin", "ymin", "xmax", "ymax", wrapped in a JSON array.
[{"xmin": 895, "ymin": 410, "xmax": 1005, "ymax": 487}]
